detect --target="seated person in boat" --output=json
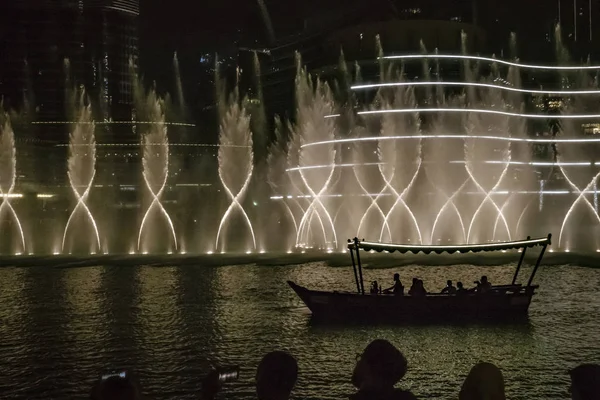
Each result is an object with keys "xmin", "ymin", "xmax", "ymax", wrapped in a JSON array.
[
  {"xmin": 408, "ymin": 279, "xmax": 427, "ymax": 296},
  {"xmin": 441, "ymin": 280, "xmax": 457, "ymax": 295},
  {"xmin": 456, "ymin": 281, "xmax": 468, "ymax": 295},
  {"xmin": 383, "ymin": 273, "xmax": 404, "ymax": 295},
  {"xmin": 370, "ymin": 281, "xmax": 380, "ymax": 295},
  {"xmin": 475, "ymin": 276, "xmax": 492, "ymax": 293}
]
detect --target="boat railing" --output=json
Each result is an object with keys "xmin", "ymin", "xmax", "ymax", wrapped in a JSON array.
[{"xmin": 347, "ymin": 234, "xmax": 552, "ymax": 295}]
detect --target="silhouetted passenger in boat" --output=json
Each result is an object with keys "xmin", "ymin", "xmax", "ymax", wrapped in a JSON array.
[
  {"xmin": 409, "ymin": 279, "xmax": 426, "ymax": 296},
  {"xmin": 384, "ymin": 273, "xmax": 404, "ymax": 295},
  {"xmin": 569, "ymin": 363, "xmax": 600, "ymax": 400},
  {"xmin": 441, "ymin": 280, "xmax": 457, "ymax": 294},
  {"xmin": 351, "ymin": 339, "xmax": 418, "ymax": 400},
  {"xmin": 408, "ymin": 278, "xmax": 418, "ymax": 295},
  {"xmin": 256, "ymin": 351, "xmax": 298, "ymax": 400},
  {"xmin": 459, "ymin": 362, "xmax": 505, "ymax": 400},
  {"xmin": 456, "ymin": 282, "xmax": 468, "ymax": 295},
  {"xmin": 478, "ymin": 276, "xmax": 492, "ymax": 293},
  {"xmin": 371, "ymin": 281, "xmax": 380, "ymax": 294}
]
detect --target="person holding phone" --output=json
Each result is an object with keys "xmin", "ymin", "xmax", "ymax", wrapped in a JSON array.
[{"xmin": 90, "ymin": 370, "xmax": 141, "ymax": 400}]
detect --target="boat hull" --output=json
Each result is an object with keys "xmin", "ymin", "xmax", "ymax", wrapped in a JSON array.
[{"xmin": 288, "ymin": 281, "xmax": 535, "ymax": 323}]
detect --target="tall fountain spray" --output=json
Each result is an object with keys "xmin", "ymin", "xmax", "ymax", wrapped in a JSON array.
[
  {"xmin": 266, "ymin": 116, "xmax": 298, "ymax": 250},
  {"xmin": 62, "ymin": 91, "xmax": 101, "ymax": 253},
  {"xmin": 215, "ymin": 70, "xmax": 256, "ymax": 252},
  {"xmin": 0, "ymin": 113, "xmax": 26, "ymax": 253},
  {"xmin": 137, "ymin": 93, "xmax": 178, "ymax": 253},
  {"xmin": 292, "ymin": 55, "xmax": 339, "ymax": 249}
]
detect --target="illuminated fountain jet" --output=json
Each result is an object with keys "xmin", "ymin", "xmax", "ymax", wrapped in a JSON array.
[
  {"xmin": 293, "ymin": 62, "xmax": 338, "ymax": 249},
  {"xmin": 62, "ymin": 93, "xmax": 101, "ymax": 253},
  {"xmin": 137, "ymin": 96, "xmax": 178, "ymax": 252},
  {"xmin": 215, "ymin": 85, "xmax": 256, "ymax": 252},
  {"xmin": 0, "ymin": 115, "xmax": 26, "ymax": 253},
  {"xmin": 267, "ymin": 117, "xmax": 299, "ymax": 247}
]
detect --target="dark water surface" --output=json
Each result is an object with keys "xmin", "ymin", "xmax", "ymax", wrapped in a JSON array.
[{"xmin": 0, "ymin": 261, "xmax": 599, "ymax": 399}]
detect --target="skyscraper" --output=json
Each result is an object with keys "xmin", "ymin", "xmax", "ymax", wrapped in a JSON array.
[
  {"xmin": 0, "ymin": 0, "xmax": 139, "ymax": 129},
  {"xmin": 83, "ymin": 0, "xmax": 139, "ymax": 122}
]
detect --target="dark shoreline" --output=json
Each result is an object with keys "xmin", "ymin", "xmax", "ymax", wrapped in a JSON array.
[{"xmin": 0, "ymin": 251, "xmax": 598, "ymax": 268}]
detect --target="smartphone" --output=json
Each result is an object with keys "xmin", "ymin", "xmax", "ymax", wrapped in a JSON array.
[
  {"xmin": 216, "ymin": 366, "xmax": 239, "ymax": 383},
  {"xmin": 101, "ymin": 371, "xmax": 127, "ymax": 380}
]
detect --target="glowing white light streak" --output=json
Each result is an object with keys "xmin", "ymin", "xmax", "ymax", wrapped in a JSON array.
[
  {"xmin": 0, "ymin": 120, "xmax": 26, "ymax": 252},
  {"xmin": 351, "ymin": 81, "xmax": 600, "ymax": 95},
  {"xmin": 215, "ymin": 162, "xmax": 256, "ymax": 251},
  {"xmin": 301, "ymin": 134, "xmax": 600, "ymax": 148},
  {"xmin": 557, "ymin": 160, "xmax": 600, "ymax": 247},
  {"xmin": 62, "ymin": 169, "xmax": 101, "ymax": 253},
  {"xmin": 286, "ymin": 162, "xmax": 384, "ymax": 172},
  {"xmin": 465, "ymin": 156, "xmax": 512, "ymax": 243},
  {"xmin": 138, "ymin": 135, "xmax": 178, "ymax": 252},
  {"xmin": 353, "ymin": 164, "xmax": 391, "ymax": 241},
  {"xmin": 32, "ymin": 121, "xmax": 196, "ymax": 127},
  {"xmin": 271, "ymin": 190, "xmax": 600, "ymax": 199},
  {"xmin": 430, "ymin": 176, "xmax": 469, "ymax": 244},
  {"xmin": 354, "ymin": 108, "xmax": 600, "ymax": 119},
  {"xmin": 380, "ymin": 53, "xmax": 600, "ymax": 70},
  {"xmin": 296, "ymin": 161, "xmax": 338, "ymax": 248},
  {"xmin": 379, "ymin": 156, "xmax": 423, "ymax": 244},
  {"xmin": 62, "ymin": 107, "xmax": 101, "ymax": 254}
]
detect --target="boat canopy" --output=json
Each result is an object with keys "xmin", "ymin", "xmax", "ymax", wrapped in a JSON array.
[{"xmin": 347, "ymin": 236, "xmax": 551, "ymax": 255}]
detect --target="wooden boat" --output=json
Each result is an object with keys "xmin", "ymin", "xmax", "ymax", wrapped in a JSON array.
[{"xmin": 288, "ymin": 234, "xmax": 552, "ymax": 323}]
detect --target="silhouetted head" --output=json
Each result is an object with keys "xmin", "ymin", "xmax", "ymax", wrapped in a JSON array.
[
  {"xmin": 459, "ymin": 362, "xmax": 505, "ymax": 400},
  {"xmin": 412, "ymin": 278, "xmax": 418, "ymax": 285},
  {"xmin": 481, "ymin": 276, "xmax": 488, "ymax": 283},
  {"xmin": 457, "ymin": 282, "xmax": 464, "ymax": 289},
  {"xmin": 352, "ymin": 339, "xmax": 408, "ymax": 390},
  {"xmin": 569, "ymin": 364, "xmax": 600, "ymax": 400},
  {"xmin": 447, "ymin": 280, "xmax": 453, "ymax": 286},
  {"xmin": 256, "ymin": 351, "xmax": 298, "ymax": 400},
  {"xmin": 91, "ymin": 376, "xmax": 139, "ymax": 400},
  {"xmin": 394, "ymin": 273, "xmax": 400, "ymax": 281}
]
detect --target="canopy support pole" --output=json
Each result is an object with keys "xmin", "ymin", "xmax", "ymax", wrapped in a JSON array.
[
  {"xmin": 527, "ymin": 233, "xmax": 552, "ymax": 287},
  {"xmin": 354, "ymin": 237, "xmax": 365, "ymax": 294},
  {"xmin": 512, "ymin": 236, "xmax": 530, "ymax": 284},
  {"xmin": 349, "ymin": 240, "xmax": 361, "ymax": 294}
]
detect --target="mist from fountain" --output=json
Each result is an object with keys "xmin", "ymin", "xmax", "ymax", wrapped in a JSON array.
[
  {"xmin": 2, "ymin": 26, "xmax": 600, "ymax": 254},
  {"xmin": 137, "ymin": 90, "xmax": 178, "ymax": 253},
  {"xmin": 215, "ymin": 70, "xmax": 256, "ymax": 253},
  {"xmin": 0, "ymin": 112, "xmax": 25, "ymax": 254},
  {"xmin": 291, "ymin": 55, "xmax": 339, "ymax": 249}
]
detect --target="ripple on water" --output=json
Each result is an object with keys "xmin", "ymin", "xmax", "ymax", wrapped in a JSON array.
[{"xmin": 0, "ymin": 262, "xmax": 599, "ymax": 399}]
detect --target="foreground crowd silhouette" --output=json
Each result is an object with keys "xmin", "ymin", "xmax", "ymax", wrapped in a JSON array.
[{"xmin": 90, "ymin": 339, "xmax": 600, "ymax": 400}]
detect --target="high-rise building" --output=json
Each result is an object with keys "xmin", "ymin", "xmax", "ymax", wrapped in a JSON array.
[
  {"xmin": 0, "ymin": 0, "xmax": 139, "ymax": 130},
  {"xmin": 83, "ymin": 0, "xmax": 139, "ymax": 122}
]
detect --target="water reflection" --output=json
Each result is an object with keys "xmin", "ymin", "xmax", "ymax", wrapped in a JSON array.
[{"xmin": 0, "ymin": 263, "xmax": 597, "ymax": 399}]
